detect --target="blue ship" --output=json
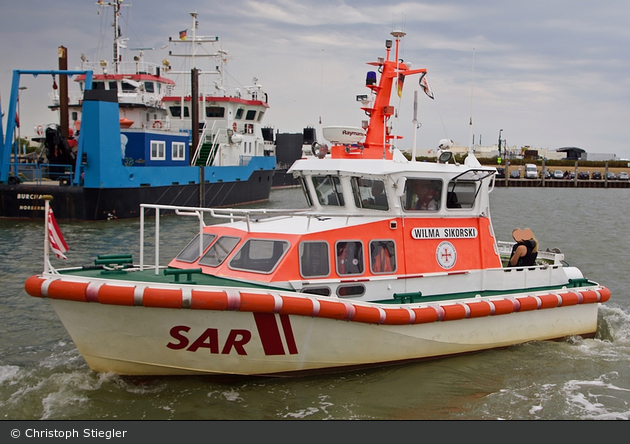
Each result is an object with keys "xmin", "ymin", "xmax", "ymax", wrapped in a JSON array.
[{"xmin": 0, "ymin": 7, "xmax": 276, "ymax": 220}]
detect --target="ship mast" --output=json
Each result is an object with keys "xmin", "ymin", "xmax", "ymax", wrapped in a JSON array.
[
  {"xmin": 353, "ymin": 31, "xmax": 426, "ymax": 160},
  {"xmin": 97, "ymin": 0, "xmax": 129, "ymax": 75}
]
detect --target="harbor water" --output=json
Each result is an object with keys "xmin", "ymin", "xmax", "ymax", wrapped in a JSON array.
[{"xmin": 1, "ymin": 187, "xmax": 629, "ymax": 420}]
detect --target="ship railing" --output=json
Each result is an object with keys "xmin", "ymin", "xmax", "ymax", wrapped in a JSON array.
[
  {"xmin": 49, "ymin": 91, "xmax": 85, "ymax": 106},
  {"xmin": 145, "ymin": 119, "xmax": 171, "ymax": 131},
  {"xmin": 80, "ymin": 60, "xmax": 166, "ymax": 77},
  {"xmin": 137, "ymin": 204, "xmax": 572, "ymax": 289},
  {"xmin": 138, "ymin": 203, "xmax": 390, "ymax": 273},
  {"xmin": 9, "ymin": 161, "xmax": 75, "ymax": 185},
  {"xmin": 496, "ymin": 241, "xmax": 565, "ymax": 266}
]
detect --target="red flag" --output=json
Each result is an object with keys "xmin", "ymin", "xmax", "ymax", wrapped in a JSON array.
[{"xmin": 48, "ymin": 207, "xmax": 68, "ymax": 260}]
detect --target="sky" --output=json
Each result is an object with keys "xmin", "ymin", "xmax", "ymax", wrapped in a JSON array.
[{"xmin": 1, "ymin": 0, "xmax": 629, "ymax": 159}]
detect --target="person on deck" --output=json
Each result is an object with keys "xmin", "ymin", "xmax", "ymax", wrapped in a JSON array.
[{"xmin": 508, "ymin": 228, "xmax": 539, "ymax": 267}]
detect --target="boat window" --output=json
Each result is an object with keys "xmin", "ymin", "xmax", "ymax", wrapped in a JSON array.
[
  {"xmin": 108, "ymin": 81, "xmax": 118, "ymax": 92},
  {"xmin": 150, "ymin": 141, "xmax": 166, "ymax": 160},
  {"xmin": 205, "ymin": 106, "xmax": 225, "ymax": 118},
  {"xmin": 245, "ymin": 110, "xmax": 257, "ymax": 121},
  {"xmin": 121, "ymin": 82, "xmax": 135, "ymax": 92},
  {"xmin": 301, "ymin": 287, "xmax": 331, "ymax": 297},
  {"xmin": 169, "ymin": 106, "xmax": 189, "ymax": 118},
  {"xmin": 337, "ymin": 284, "xmax": 366, "ymax": 298},
  {"xmin": 299, "ymin": 241, "xmax": 330, "ymax": 278},
  {"xmin": 176, "ymin": 233, "xmax": 217, "ymax": 263},
  {"xmin": 447, "ymin": 181, "xmax": 476, "ymax": 209},
  {"xmin": 403, "ymin": 179, "xmax": 442, "ymax": 211},
  {"xmin": 352, "ymin": 177, "xmax": 388, "ymax": 210},
  {"xmin": 235, "ymin": 108, "xmax": 244, "ymax": 120},
  {"xmin": 93, "ymin": 82, "xmax": 105, "ymax": 90},
  {"xmin": 199, "ymin": 236, "xmax": 240, "ymax": 267},
  {"xmin": 257, "ymin": 111, "xmax": 265, "ymax": 122},
  {"xmin": 313, "ymin": 175, "xmax": 344, "ymax": 206},
  {"xmin": 370, "ymin": 240, "xmax": 396, "ymax": 274},
  {"xmin": 229, "ymin": 239, "xmax": 290, "ymax": 274},
  {"xmin": 144, "ymin": 82, "xmax": 154, "ymax": 93},
  {"xmin": 336, "ymin": 241, "xmax": 364, "ymax": 275},
  {"xmin": 172, "ymin": 142, "xmax": 186, "ymax": 161}
]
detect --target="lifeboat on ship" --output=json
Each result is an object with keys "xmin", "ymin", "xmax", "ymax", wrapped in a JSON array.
[{"xmin": 23, "ymin": 31, "xmax": 611, "ymax": 377}]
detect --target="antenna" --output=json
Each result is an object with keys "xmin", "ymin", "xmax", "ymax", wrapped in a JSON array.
[{"xmin": 467, "ymin": 48, "xmax": 475, "ymax": 155}]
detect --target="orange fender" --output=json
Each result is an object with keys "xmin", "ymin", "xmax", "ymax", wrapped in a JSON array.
[
  {"xmin": 24, "ymin": 276, "xmax": 45, "ymax": 298},
  {"xmin": 191, "ymin": 290, "xmax": 228, "ymax": 310},
  {"xmin": 143, "ymin": 288, "xmax": 182, "ymax": 309},
  {"xmin": 98, "ymin": 284, "xmax": 135, "ymax": 306},
  {"xmin": 47, "ymin": 280, "xmax": 89, "ymax": 302}
]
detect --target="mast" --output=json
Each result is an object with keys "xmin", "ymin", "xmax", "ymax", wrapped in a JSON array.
[
  {"xmin": 97, "ymin": 0, "xmax": 128, "ymax": 75},
  {"xmin": 348, "ymin": 31, "xmax": 426, "ymax": 160}
]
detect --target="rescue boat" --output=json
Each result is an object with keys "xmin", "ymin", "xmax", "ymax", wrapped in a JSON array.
[{"xmin": 24, "ymin": 31, "xmax": 610, "ymax": 376}]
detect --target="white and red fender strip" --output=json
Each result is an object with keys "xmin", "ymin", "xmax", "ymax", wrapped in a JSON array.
[{"xmin": 24, "ymin": 276, "xmax": 611, "ymax": 326}]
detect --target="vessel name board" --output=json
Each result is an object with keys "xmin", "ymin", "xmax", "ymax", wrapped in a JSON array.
[{"xmin": 412, "ymin": 227, "xmax": 478, "ymax": 239}]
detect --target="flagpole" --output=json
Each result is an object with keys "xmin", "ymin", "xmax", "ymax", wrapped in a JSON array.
[
  {"xmin": 43, "ymin": 195, "xmax": 53, "ymax": 273},
  {"xmin": 412, "ymin": 90, "xmax": 418, "ymax": 162}
]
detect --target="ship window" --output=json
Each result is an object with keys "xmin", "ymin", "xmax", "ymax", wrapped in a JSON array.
[
  {"xmin": 245, "ymin": 110, "xmax": 256, "ymax": 120},
  {"xmin": 108, "ymin": 81, "xmax": 118, "ymax": 91},
  {"xmin": 447, "ymin": 181, "xmax": 476, "ymax": 209},
  {"xmin": 352, "ymin": 177, "xmax": 388, "ymax": 210},
  {"xmin": 313, "ymin": 175, "xmax": 344, "ymax": 206},
  {"xmin": 206, "ymin": 106, "xmax": 225, "ymax": 118},
  {"xmin": 235, "ymin": 108, "xmax": 244, "ymax": 119},
  {"xmin": 299, "ymin": 241, "xmax": 330, "ymax": 278},
  {"xmin": 337, "ymin": 284, "xmax": 365, "ymax": 298},
  {"xmin": 199, "ymin": 236, "xmax": 240, "ymax": 267},
  {"xmin": 257, "ymin": 111, "xmax": 265, "ymax": 122},
  {"xmin": 301, "ymin": 287, "xmax": 331, "ymax": 297},
  {"xmin": 169, "ymin": 106, "xmax": 189, "ymax": 118},
  {"xmin": 336, "ymin": 241, "xmax": 364, "ymax": 275},
  {"xmin": 229, "ymin": 239, "xmax": 290, "ymax": 274},
  {"xmin": 403, "ymin": 179, "xmax": 442, "ymax": 211},
  {"xmin": 93, "ymin": 82, "xmax": 105, "ymax": 90},
  {"xmin": 172, "ymin": 142, "xmax": 186, "ymax": 161},
  {"xmin": 370, "ymin": 240, "xmax": 396, "ymax": 274},
  {"xmin": 176, "ymin": 233, "xmax": 217, "ymax": 263},
  {"xmin": 121, "ymin": 82, "xmax": 135, "ymax": 92},
  {"xmin": 150, "ymin": 141, "xmax": 166, "ymax": 160},
  {"xmin": 144, "ymin": 82, "xmax": 154, "ymax": 93}
]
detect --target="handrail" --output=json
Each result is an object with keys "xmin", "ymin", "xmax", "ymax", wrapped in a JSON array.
[
  {"xmin": 138, "ymin": 202, "xmax": 388, "ymax": 272},
  {"xmin": 191, "ymin": 122, "xmax": 208, "ymax": 166},
  {"xmin": 206, "ymin": 125, "xmax": 224, "ymax": 167}
]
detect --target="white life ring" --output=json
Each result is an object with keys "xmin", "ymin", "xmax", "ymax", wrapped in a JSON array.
[
  {"xmin": 232, "ymin": 122, "xmax": 238, "ymax": 132},
  {"xmin": 36, "ymin": 125, "xmax": 43, "ymax": 136},
  {"xmin": 153, "ymin": 120, "xmax": 163, "ymax": 129}
]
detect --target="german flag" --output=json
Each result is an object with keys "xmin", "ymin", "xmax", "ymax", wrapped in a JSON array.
[{"xmin": 397, "ymin": 73, "xmax": 405, "ymax": 97}]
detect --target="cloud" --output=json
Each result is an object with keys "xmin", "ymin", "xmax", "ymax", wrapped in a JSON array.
[{"xmin": 1, "ymin": 0, "xmax": 629, "ymax": 159}]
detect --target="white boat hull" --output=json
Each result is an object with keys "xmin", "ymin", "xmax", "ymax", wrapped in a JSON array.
[{"xmin": 49, "ymin": 298, "xmax": 599, "ymax": 376}]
